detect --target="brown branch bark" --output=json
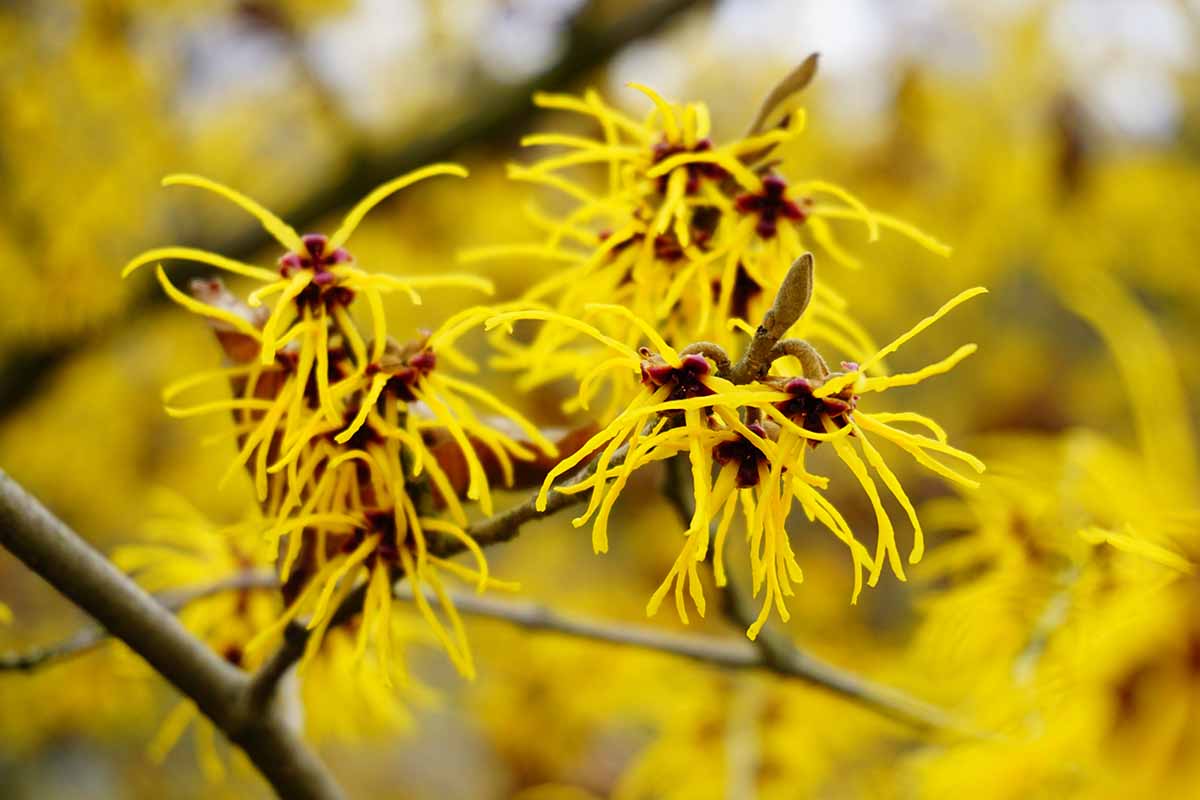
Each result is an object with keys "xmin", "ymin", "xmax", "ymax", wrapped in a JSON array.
[
  {"xmin": 6, "ymin": 453, "xmax": 972, "ymax": 739},
  {"xmin": 0, "ymin": 470, "xmax": 344, "ymax": 800},
  {"xmin": 394, "ymin": 581, "xmax": 967, "ymax": 738},
  {"xmin": 0, "ymin": 571, "xmax": 276, "ymax": 671}
]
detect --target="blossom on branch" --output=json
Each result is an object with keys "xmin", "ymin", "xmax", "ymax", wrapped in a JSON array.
[
  {"xmin": 124, "ymin": 167, "xmax": 556, "ymax": 679},
  {"xmin": 490, "ymin": 261, "xmax": 985, "ymax": 638}
]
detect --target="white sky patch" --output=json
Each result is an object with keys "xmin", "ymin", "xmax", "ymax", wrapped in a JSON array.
[
  {"xmin": 306, "ymin": 0, "xmax": 431, "ymax": 129},
  {"xmin": 1047, "ymin": 0, "xmax": 1195, "ymax": 140},
  {"xmin": 176, "ymin": 17, "xmax": 294, "ymax": 126},
  {"xmin": 1091, "ymin": 63, "xmax": 1182, "ymax": 142},
  {"xmin": 700, "ymin": 0, "xmax": 1199, "ymax": 143},
  {"xmin": 204, "ymin": 0, "xmax": 1197, "ymax": 146},
  {"xmin": 474, "ymin": 0, "xmax": 586, "ymax": 83}
]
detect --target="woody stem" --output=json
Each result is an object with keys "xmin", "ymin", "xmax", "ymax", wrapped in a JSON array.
[{"xmin": 0, "ymin": 470, "xmax": 345, "ymax": 800}]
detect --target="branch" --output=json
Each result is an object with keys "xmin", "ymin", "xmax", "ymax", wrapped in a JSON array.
[
  {"xmin": 396, "ymin": 584, "xmax": 969, "ymax": 736},
  {"xmin": 715, "ymin": 559, "xmax": 970, "ymax": 736},
  {"xmin": 0, "ymin": 571, "xmax": 276, "ymax": 672},
  {"xmin": 398, "ymin": 584, "xmax": 771, "ymax": 665},
  {"xmin": 769, "ymin": 337, "xmax": 830, "ymax": 379},
  {"xmin": 728, "ymin": 252, "xmax": 814, "ymax": 384},
  {"xmin": 0, "ymin": 0, "xmax": 711, "ymax": 422},
  {"xmin": 0, "ymin": 471, "xmax": 344, "ymax": 800}
]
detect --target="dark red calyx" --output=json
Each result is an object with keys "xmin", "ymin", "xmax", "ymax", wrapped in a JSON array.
[
  {"xmin": 690, "ymin": 206, "xmax": 722, "ymax": 246},
  {"xmin": 712, "ymin": 423, "xmax": 769, "ymax": 488},
  {"xmin": 653, "ymin": 233, "xmax": 684, "ymax": 262},
  {"xmin": 360, "ymin": 510, "xmax": 400, "ymax": 567},
  {"xmin": 378, "ymin": 347, "xmax": 437, "ymax": 402},
  {"xmin": 279, "ymin": 233, "xmax": 352, "ymax": 277},
  {"xmin": 734, "ymin": 173, "xmax": 811, "ymax": 239},
  {"xmin": 774, "ymin": 374, "xmax": 857, "ymax": 444},
  {"xmin": 640, "ymin": 350, "xmax": 715, "ymax": 401},
  {"xmin": 295, "ymin": 282, "xmax": 354, "ymax": 312}
]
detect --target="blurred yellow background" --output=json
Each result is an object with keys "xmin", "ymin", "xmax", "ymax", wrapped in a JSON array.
[{"xmin": 2, "ymin": 1, "xmax": 1199, "ymax": 798}]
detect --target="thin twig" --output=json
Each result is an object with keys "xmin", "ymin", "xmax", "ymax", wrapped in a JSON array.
[
  {"xmin": 0, "ymin": 471, "xmax": 344, "ymax": 800},
  {"xmin": 12, "ymin": 430, "xmax": 635, "ymax": 705},
  {"xmin": 245, "ymin": 617, "xmax": 311, "ymax": 715},
  {"xmin": 7, "ymin": 457, "xmax": 963, "ymax": 739},
  {"xmin": 768, "ymin": 338, "xmax": 830, "ymax": 379},
  {"xmin": 398, "ymin": 584, "xmax": 766, "ymax": 666},
  {"xmin": 717, "ymin": 558, "xmax": 971, "ymax": 736},
  {"xmin": 396, "ymin": 583, "xmax": 962, "ymax": 735},
  {"xmin": 0, "ymin": 571, "xmax": 276, "ymax": 672},
  {"xmin": 7, "ymin": 549, "xmax": 965, "ymax": 738}
]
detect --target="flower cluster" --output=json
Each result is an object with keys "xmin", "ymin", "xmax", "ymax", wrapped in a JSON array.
[
  {"xmin": 491, "ymin": 264, "xmax": 985, "ymax": 638},
  {"xmin": 117, "ymin": 64, "xmax": 982, "ymax": 699},
  {"xmin": 125, "ymin": 165, "xmax": 554, "ymax": 677},
  {"xmin": 466, "ymin": 70, "xmax": 949, "ymax": 409}
]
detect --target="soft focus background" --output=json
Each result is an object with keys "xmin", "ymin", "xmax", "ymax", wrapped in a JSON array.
[{"xmin": 2, "ymin": 1, "xmax": 1199, "ymax": 798}]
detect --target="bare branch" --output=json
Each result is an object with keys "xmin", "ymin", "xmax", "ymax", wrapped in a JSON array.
[
  {"xmin": 397, "ymin": 583, "xmax": 971, "ymax": 735},
  {"xmin": 0, "ymin": 471, "xmax": 344, "ymax": 800},
  {"xmin": 768, "ymin": 338, "xmax": 830, "ymax": 379},
  {"xmin": 244, "ymin": 618, "xmax": 310, "ymax": 715},
  {"xmin": 716, "ymin": 559, "xmax": 972, "ymax": 736},
  {"xmin": 398, "ymin": 584, "xmax": 765, "ymax": 666},
  {"xmin": 729, "ymin": 253, "xmax": 814, "ymax": 384},
  {"xmin": 0, "ymin": 571, "xmax": 276, "ymax": 672}
]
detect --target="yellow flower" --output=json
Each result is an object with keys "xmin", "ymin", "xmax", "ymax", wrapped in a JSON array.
[
  {"xmin": 330, "ymin": 305, "xmax": 560, "ymax": 519},
  {"xmin": 487, "ymin": 303, "xmax": 783, "ymax": 550},
  {"xmin": 127, "ymin": 168, "xmax": 562, "ymax": 681},
  {"xmin": 763, "ymin": 288, "xmax": 987, "ymax": 587},
  {"xmin": 300, "ymin": 623, "xmax": 439, "ymax": 743},
  {"xmin": 467, "ymin": 80, "xmax": 948, "ymax": 395},
  {"xmin": 490, "ymin": 287, "xmax": 985, "ymax": 638},
  {"xmin": 123, "ymin": 164, "xmax": 491, "ymax": 431},
  {"xmin": 234, "ymin": 307, "xmax": 552, "ymax": 681}
]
